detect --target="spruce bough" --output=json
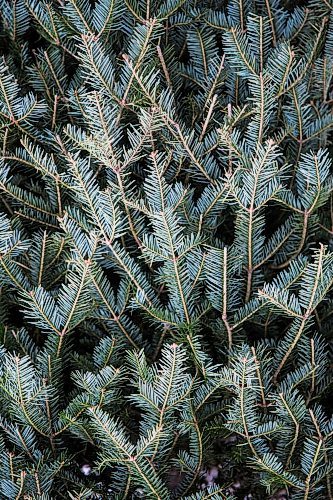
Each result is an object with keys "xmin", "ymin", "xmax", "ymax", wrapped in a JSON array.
[{"xmin": 0, "ymin": 0, "xmax": 333, "ymax": 498}]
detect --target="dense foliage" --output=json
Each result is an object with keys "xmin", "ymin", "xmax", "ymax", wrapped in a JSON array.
[{"xmin": 1, "ymin": 0, "xmax": 333, "ymax": 498}]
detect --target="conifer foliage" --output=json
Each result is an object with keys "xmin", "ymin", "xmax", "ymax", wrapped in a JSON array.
[{"xmin": 1, "ymin": 0, "xmax": 333, "ymax": 498}]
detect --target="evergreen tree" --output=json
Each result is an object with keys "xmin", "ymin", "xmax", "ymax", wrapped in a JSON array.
[{"xmin": 0, "ymin": 0, "xmax": 333, "ymax": 498}]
